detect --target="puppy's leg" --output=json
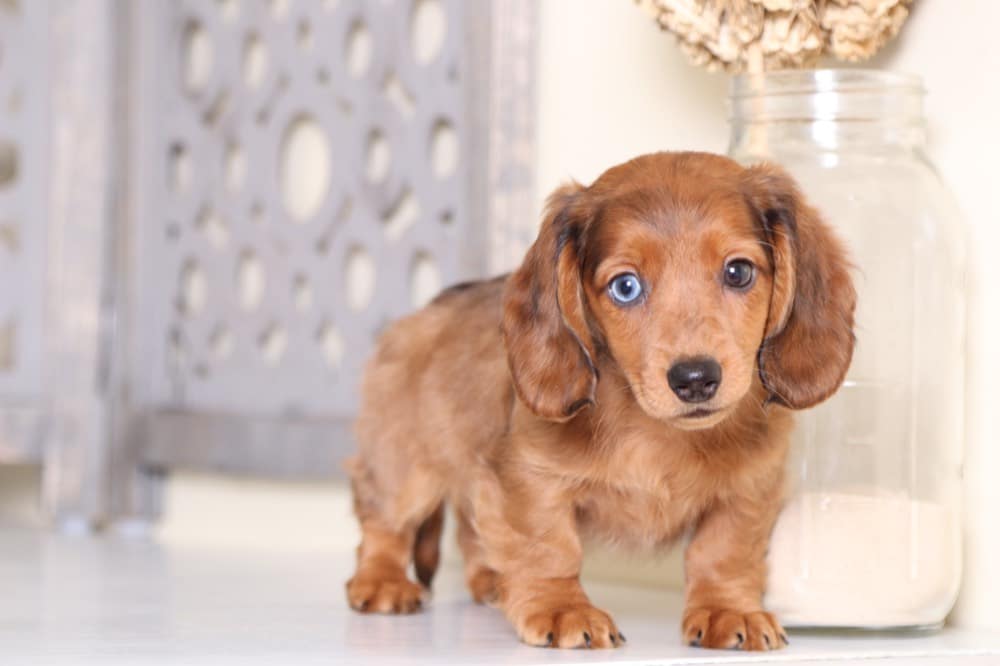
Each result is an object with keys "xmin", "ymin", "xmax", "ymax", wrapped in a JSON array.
[
  {"xmin": 347, "ymin": 518, "xmax": 425, "ymax": 614},
  {"xmin": 346, "ymin": 459, "xmax": 443, "ymax": 614},
  {"xmin": 455, "ymin": 507, "xmax": 498, "ymax": 604},
  {"xmin": 499, "ymin": 576, "xmax": 623, "ymax": 649},
  {"xmin": 475, "ymin": 475, "xmax": 623, "ymax": 649},
  {"xmin": 682, "ymin": 480, "xmax": 787, "ymax": 651}
]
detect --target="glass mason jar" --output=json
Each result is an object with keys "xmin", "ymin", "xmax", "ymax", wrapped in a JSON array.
[{"xmin": 728, "ymin": 70, "xmax": 965, "ymax": 630}]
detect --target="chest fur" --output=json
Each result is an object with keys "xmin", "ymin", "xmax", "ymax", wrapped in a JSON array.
[
  {"xmin": 565, "ymin": 419, "xmax": 781, "ymax": 550},
  {"xmin": 573, "ymin": 481, "xmax": 705, "ymax": 550}
]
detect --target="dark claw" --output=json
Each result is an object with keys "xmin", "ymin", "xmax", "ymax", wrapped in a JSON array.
[
  {"xmin": 696, "ymin": 629, "xmax": 703, "ymax": 640},
  {"xmin": 609, "ymin": 633, "xmax": 617, "ymax": 646},
  {"xmin": 735, "ymin": 632, "xmax": 745, "ymax": 647},
  {"xmin": 781, "ymin": 633, "xmax": 790, "ymax": 646},
  {"xmin": 545, "ymin": 632, "xmax": 554, "ymax": 647},
  {"xmin": 618, "ymin": 632, "xmax": 626, "ymax": 643},
  {"xmin": 359, "ymin": 600, "xmax": 370, "ymax": 613},
  {"xmin": 764, "ymin": 633, "xmax": 771, "ymax": 647},
  {"xmin": 583, "ymin": 631, "xmax": 592, "ymax": 647}
]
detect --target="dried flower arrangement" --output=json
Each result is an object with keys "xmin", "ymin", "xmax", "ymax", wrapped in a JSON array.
[{"xmin": 635, "ymin": 0, "xmax": 912, "ymax": 73}]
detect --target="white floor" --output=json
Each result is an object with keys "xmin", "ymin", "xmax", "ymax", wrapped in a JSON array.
[{"xmin": 2, "ymin": 527, "xmax": 999, "ymax": 665}]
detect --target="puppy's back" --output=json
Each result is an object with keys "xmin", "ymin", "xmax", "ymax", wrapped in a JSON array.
[{"xmin": 354, "ymin": 276, "xmax": 514, "ymax": 487}]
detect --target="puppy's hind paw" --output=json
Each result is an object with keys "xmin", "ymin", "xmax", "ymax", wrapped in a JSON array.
[
  {"xmin": 346, "ymin": 573, "xmax": 425, "ymax": 614},
  {"xmin": 466, "ymin": 567, "xmax": 499, "ymax": 605}
]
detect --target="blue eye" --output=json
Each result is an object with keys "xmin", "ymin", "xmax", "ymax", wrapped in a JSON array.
[{"xmin": 608, "ymin": 273, "xmax": 643, "ymax": 305}]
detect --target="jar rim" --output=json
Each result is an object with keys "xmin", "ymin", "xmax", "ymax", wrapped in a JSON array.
[{"xmin": 730, "ymin": 69, "xmax": 924, "ymax": 99}]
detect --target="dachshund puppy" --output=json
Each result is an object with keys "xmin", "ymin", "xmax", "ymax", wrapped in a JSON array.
[{"xmin": 346, "ymin": 152, "xmax": 856, "ymax": 650}]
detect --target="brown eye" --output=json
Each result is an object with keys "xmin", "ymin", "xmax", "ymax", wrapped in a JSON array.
[{"xmin": 723, "ymin": 259, "xmax": 755, "ymax": 290}]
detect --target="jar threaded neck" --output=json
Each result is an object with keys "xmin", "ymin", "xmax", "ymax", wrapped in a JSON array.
[{"xmin": 729, "ymin": 69, "xmax": 927, "ymax": 155}]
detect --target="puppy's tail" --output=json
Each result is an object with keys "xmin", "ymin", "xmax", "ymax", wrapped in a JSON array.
[{"xmin": 413, "ymin": 502, "xmax": 445, "ymax": 588}]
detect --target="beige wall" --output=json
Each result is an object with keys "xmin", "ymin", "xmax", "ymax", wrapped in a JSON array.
[{"xmin": 535, "ymin": 0, "xmax": 728, "ymax": 209}]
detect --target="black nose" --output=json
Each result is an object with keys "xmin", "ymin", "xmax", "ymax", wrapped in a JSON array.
[{"xmin": 667, "ymin": 357, "xmax": 722, "ymax": 403}]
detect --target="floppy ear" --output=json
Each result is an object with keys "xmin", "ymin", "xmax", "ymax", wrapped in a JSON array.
[
  {"xmin": 501, "ymin": 183, "xmax": 598, "ymax": 422},
  {"xmin": 743, "ymin": 163, "xmax": 857, "ymax": 410}
]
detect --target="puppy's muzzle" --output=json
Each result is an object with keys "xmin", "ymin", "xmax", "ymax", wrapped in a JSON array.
[{"xmin": 667, "ymin": 358, "xmax": 721, "ymax": 403}]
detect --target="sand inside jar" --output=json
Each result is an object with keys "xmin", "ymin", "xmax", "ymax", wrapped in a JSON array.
[{"xmin": 765, "ymin": 491, "xmax": 960, "ymax": 628}]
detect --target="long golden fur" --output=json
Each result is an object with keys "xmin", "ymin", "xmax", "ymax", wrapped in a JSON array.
[{"xmin": 346, "ymin": 152, "xmax": 856, "ymax": 651}]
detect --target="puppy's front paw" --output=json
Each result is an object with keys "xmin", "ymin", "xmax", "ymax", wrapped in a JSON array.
[
  {"xmin": 517, "ymin": 604, "xmax": 624, "ymax": 649},
  {"xmin": 683, "ymin": 607, "xmax": 787, "ymax": 651},
  {"xmin": 346, "ymin": 572, "xmax": 425, "ymax": 614}
]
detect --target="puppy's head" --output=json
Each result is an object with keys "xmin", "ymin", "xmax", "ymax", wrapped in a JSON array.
[{"xmin": 502, "ymin": 152, "xmax": 856, "ymax": 429}]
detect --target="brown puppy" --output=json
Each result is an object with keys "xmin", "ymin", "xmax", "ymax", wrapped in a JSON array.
[{"xmin": 346, "ymin": 152, "xmax": 856, "ymax": 651}]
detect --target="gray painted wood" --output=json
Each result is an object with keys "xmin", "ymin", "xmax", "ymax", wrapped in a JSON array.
[
  {"xmin": 0, "ymin": 1, "xmax": 49, "ymax": 399},
  {"xmin": 0, "ymin": 0, "xmax": 539, "ymax": 524},
  {"xmin": 126, "ymin": 0, "xmax": 538, "ymax": 491},
  {"xmin": 134, "ymin": 0, "xmax": 489, "ymax": 417}
]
